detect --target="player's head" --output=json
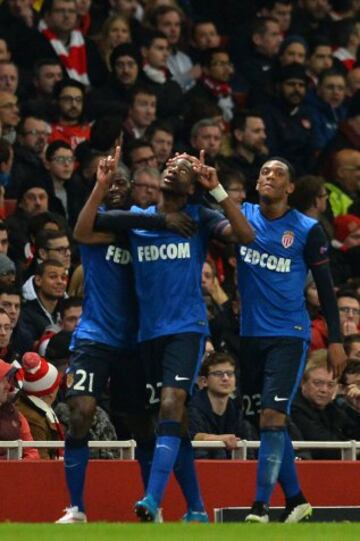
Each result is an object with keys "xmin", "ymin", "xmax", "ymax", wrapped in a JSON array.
[
  {"xmin": 256, "ymin": 157, "xmax": 295, "ymax": 202},
  {"xmin": 160, "ymin": 157, "xmax": 196, "ymax": 196},
  {"xmin": 104, "ymin": 164, "xmax": 131, "ymax": 209}
]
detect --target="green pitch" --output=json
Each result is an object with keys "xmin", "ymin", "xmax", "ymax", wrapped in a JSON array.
[{"xmin": 0, "ymin": 523, "xmax": 360, "ymax": 541}]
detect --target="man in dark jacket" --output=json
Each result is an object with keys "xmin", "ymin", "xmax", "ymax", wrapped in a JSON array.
[
  {"xmin": 291, "ymin": 350, "xmax": 352, "ymax": 459},
  {"xmin": 188, "ymin": 351, "xmax": 255, "ymax": 459}
]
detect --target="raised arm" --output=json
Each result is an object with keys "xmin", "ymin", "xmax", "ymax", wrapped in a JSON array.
[
  {"xmin": 73, "ymin": 147, "xmax": 120, "ymax": 244},
  {"xmin": 191, "ymin": 151, "xmax": 255, "ymax": 243}
]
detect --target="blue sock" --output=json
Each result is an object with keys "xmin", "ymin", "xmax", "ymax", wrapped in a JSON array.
[
  {"xmin": 135, "ymin": 443, "xmax": 154, "ymax": 489},
  {"xmin": 64, "ymin": 435, "xmax": 89, "ymax": 513},
  {"xmin": 256, "ymin": 428, "xmax": 285, "ymax": 504},
  {"xmin": 278, "ymin": 430, "xmax": 301, "ymax": 499},
  {"xmin": 146, "ymin": 421, "xmax": 181, "ymax": 507},
  {"xmin": 174, "ymin": 438, "xmax": 204, "ymax": 512}
]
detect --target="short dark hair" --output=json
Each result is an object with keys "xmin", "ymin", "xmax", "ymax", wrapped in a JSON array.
[
  {"xmin": 35, "ymin": 229, "xmax": 69, "ymax": 252},
  {"xmin": 307, "ymin": 36, "xmax": 332, "ymax": 58},
  {"xmin": 33, "ymin": 58, "xmax": 62, "ymax": 79},
  {"xmin": 90, "ymin": 116, "xmax": 123, "ymax": 152},
  {"xmin": 141, "ymin": 29, "xmax": 168, "ymax": 49},
  {"xmin": 28, "ymin": 212, "xmax": 64, "ymax": 239},
  {"xmin": 41, "ymin": 0, "xmax": 75, "ymax": 16},
  {"xmin": 0, "ymin": 284, "xmax": 21, "ymax": 299},
  {"xmin": 231, "ymin": 109, "xmax": 264, "ymax": 133},
  {"xmin": 129, "ymin": 85, "xmax": 156, "ymax": 106},
  {"xmin": 337, "ymin": 288, "xmax": 360, "ymax": 303},
  {"xmin": 200, "ymin": 47, "xmax": 229, "ymax": 68},
  {"xmin": 318, "ymin": 68, "xmax": 346, "ymax": 86},
  {"xmin": 45, "ymin": 140, "xmax": 72, "ymax": 161},
  {"xmin": 252, "ymin": 16, "xmax": 279, "ymax": 37},
  {"xmin": 200, "ymin": 351, "xmax": 235, "ymax": 377},
  {"xmin": 339, "ymin": 358, "xmax": 360, "ymax": 384},
  {"xmin": 53, "ymin": 78, "xmax": 85, "ymax": 99},
  {"xmin": 263, "ymin": 156, "xmax": 296, "ymax": 182},
  {"xmin": 59, "ymin": 296, "xmax": 82, "ymax": 318},
  {"xmin": 289, "ymin": 175, "xmax": 326, "ymax": 212},
  {"xmin": 145, "ymin": 120, "xmax": 174, "ymax": 140},
  {"xmin": 343, "ymin": 334, "xmax": 360, "ymax": 357}
]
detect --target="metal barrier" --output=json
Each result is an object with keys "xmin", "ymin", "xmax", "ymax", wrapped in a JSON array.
[{"xmin": 1, "ymin": 439, "xmax": 359, "ymax": 460}]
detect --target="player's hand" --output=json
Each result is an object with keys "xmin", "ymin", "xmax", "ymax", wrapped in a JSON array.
[
  {"xmin": 221, "ymin": 434, "xmax": 241, "ymax": 451},
  {"xmin": 327, "ymin": 343, "xmax": 347, "ymax": 379},
  {"xmin": 96, "ymin": 145, "xmax": 121, "ymax": 190},
  {"xmin": 164, "ymin": 212, "xmax": 197, "ymax": 237},
  {"xmin": 192, "ymin": 150, "xmax": 220, "ymax": 190}
]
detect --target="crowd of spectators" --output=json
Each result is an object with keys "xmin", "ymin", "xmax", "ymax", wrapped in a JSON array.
[{"xmin": 0, "ymin": 0, "xmax": 359, "ymax": 461}]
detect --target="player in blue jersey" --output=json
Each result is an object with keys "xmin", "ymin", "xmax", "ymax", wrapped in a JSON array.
[
  {"xmin": 235, "ymin": 157, "xmax": 347, "ymax": 523},
  {"xmin": 96, "ymin": 151, "xmax": 254, "ymax": 522},
  {"xmin": 56, "ymin": 148, "xmax": 196, "ymax": 524}
]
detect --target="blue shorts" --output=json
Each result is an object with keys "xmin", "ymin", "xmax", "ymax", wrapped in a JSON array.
[
  {"xmin": 66, "ymin": 339, "xmax": 145, "ymax": 413},
  {"xmin": 139, "ymin": 332, "xmax": 206, "ymax": 410},
  {"xmin": 239, "ymin": 337, "xmax": 308, "ymax": 422}
]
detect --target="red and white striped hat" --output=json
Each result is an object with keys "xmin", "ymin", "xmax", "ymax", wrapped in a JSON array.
[{"xmin": 22, "ymin": 352, "xmax": 61, "ymax": 397}]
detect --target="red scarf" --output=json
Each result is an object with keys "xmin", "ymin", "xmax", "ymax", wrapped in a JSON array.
[
  {"xmin": 39, "ymin": 19, "xmax": 90, "ymax": 86},
  {"xmin": 202, "ymin": 76, "xmax": 231, "ymax": 97}
]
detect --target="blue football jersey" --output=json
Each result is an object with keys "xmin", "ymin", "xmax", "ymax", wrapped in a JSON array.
[
  {"xmin": 236, "ymin": 203, "xmax": 318, "ymax": 339},
  {"xmin": 130, "ymin": 204, "xmax": 228, "ymax": 342},
  {"xmin": 72, "ymin": 240, "xmax": 138, "ymax": 350}
]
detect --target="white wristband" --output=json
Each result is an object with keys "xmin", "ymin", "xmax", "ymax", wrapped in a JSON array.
[{"xmin": 209, "ymin": 183, "xmax": 228, "ymax": 203}]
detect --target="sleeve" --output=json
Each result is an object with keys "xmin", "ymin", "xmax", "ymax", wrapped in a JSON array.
[
  {"xmin": 199, "ymin": 206, "xmax": 230, "ymax": 238},
  {"xmin": 95, "ymin": 210, "xmax": 167, "ymax": 235},
  {"xmin": 304, "ymin": 224, "xmax": 342, "ymax": 343},
  {"xmin": 18, "ymin": 412, "xmax": 40, "ymax": 460}
]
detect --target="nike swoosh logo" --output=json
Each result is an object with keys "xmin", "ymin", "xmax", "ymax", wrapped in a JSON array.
[
  {"xmin": 156, "ymin": 444, "xmax": 172, "ymax": 450},
  {"xmin": 175, "ymin": 375, "xmax": 190, "ymax": 381},
  {"xmin": 65, "ymin": 463, "xmax": 81, "ymax": 469},
  {"xmin": 274, "ymin": 395, "xmax": 288, "ymax": 402}
]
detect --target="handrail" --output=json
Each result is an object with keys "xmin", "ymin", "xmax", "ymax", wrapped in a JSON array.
[{"xmin": 1, "ymin": 439, "xmax": 359, "ymax": 460}]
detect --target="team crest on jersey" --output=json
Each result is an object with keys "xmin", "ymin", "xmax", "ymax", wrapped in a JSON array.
[
  {"xmin": 281, "ymin": 231, "xmax": 294, "ymax": 248},
  {"xmin": 66, "ymin": 372, "xmax": 74, "ymax": 389}
]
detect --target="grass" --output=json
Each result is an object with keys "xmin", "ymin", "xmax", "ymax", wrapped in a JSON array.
[{"xmin": 0, "ymin": 523, "xmax": 360, "ymax": 541}]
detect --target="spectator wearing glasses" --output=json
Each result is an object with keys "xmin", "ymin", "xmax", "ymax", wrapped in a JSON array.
[
  {"xmin": 126, "ymin": 138, "xmax": 158, "ymax": 172},
  {"xmin": 49, "ymin": 79, "xmax": 91, "ymax": 151},
  {"xmin": 131, "ymin": 166, "xmax": 160, "ymax": 208},
  {"xmin": 290, "ymin": 349, "xmax": 351, "ymax": 460},
  {"xmin": 22, "ymin": 229, "xmax": 72, "ymax": 301},
  {"xmin": 9, "ymin": 115, "xmax": 50, "ymax": 198},
  {"xmin": 188, "ymin": 351, "xmax": 254, "ymax": 459},
  {"xmin": 45, "ymin": 140, "xmax": 82, "ymax": 226},
  {"xmin": 311, "ymin": 289, "xmax": 360, "ymax": 350}
]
